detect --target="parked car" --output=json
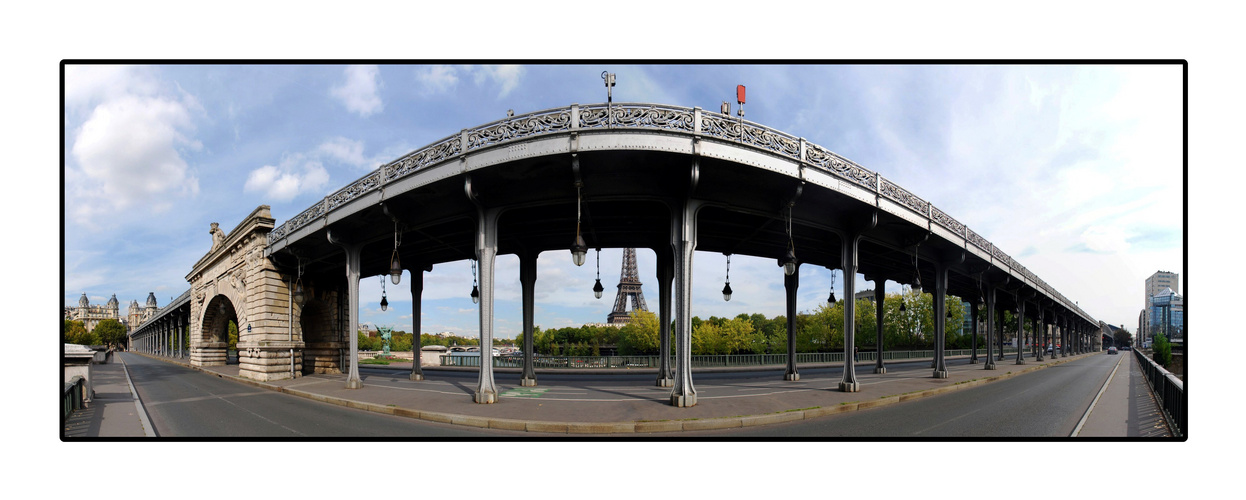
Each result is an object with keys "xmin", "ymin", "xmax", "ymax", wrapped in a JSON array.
[
  {"xmin": 1107, "ymin": 347, "xmax": 1118, "ymax": 354},
  {"xmin": 1120, "ymin": 346, "xmax": 1131, "ymax": 351}
]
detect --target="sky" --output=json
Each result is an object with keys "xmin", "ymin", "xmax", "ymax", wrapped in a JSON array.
[{"xmin": 61, "ymin": 63, "xmax": 1182, "ymax": 338}]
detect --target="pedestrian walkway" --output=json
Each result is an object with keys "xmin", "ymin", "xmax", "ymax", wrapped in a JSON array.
[
  {"xmin": 69, "ymin": 350, "xmax": 1170, "ymax": 437},
  {"xmin": 1075, "ymin": 352, "xmax": 1172, "ymax": 437},
  {"xmin": 62, "ymin": 354, "xmax": 154, "ymax": 438}
]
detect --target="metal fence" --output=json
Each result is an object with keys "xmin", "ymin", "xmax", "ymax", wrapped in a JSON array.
[
  {"xmin": 1133, "ymin": 348, "xmax": 1185, "ymax": 438},
  {"xmin": 63, "ymin": 375, "xmax": 86, "ymax": 418},
  {"xmin": 440, "ymin": 347, "xmax": 1020, "ymax": 369}
]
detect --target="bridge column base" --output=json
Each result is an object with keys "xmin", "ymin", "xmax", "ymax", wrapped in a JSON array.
[
  {"xmin": 874, "ymin": 366, "xmax": 887, "ymax": 374},
  {"xmin": 656, "ymin": 377, "xmax": 673, "ymax": 387},
  {"xmin": 1015, "ymin": 359, "xmax": 1026, "ymax": 365},
  {"xmin": 784, "ymin": 372, "xmax": 800, "ymax": 381},
  {"xmin": 237, "ymin": 343, "xmax": 304, "ymax": 382},
  {"xmin": 521, "ymin": 377, "xmax": 538, "ymax": 387},
  {"xmin": 838, "ymin": 381, "xmax": 860, "ymax": 392},
  {"xmin": 475, "ymin": 390, "xmax": 497, "ymax": 404},
  {"xmin": 190, "ymin": 346, "xmax": 227, "ymax": 367},
  {"xmin": 409, "ymin": 373, "xmax": 425, "ymax": 381},
  {"xmin": 670, "ymin": 393, "xmax": 696, "ymax": 407},
  {"xmin": 984, "ymin": 361, "xmax": 997, "ymax": 370},
  {"xmin": 933, "ymin": 370, "xmax": 949, "ymax": 379},
  {"xmin": 346, "ymin": 377, "xmax": 363, "ymax": 389},
  {"xmin": 969, "ymin": 358, "xmax": 978, "ymax": 364}
]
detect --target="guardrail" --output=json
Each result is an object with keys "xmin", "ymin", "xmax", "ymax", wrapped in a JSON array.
[
  {"xmin": 1133, "ymin": 348, "xmax": 1185, "ymax": 437},
  {"xmin": 63, "ymin": 375, "xmax": 86, "ymax": 418},
  {"xmin": 439, "ymin": 347, "xmax": 1022, "ymax": 369}
]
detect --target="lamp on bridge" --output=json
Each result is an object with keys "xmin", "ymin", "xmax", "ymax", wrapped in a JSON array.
[
  {"xmin": 780, "ymin": 205, "xmax": 797, "ymax": 276},
  {"xmin": 293, "ymin": 256, "xmax": 305, "ymax": 307},
  {"xmin": 827, "ymin": 268, "xmax": 837, "ymax": 304},
  {"xmin": 470, "ymin": 259, "xmax": 480, "ymax": 304},
  {"xmin": 571, "ymin": 180, "xmax": 587, "ymax": 266},
  {"xmin": 593, "ymin": 249, "xmax": 605, "ymax": 299},
  {"xmin": 390, "ymin": 220, "xmax": 403, "ymax": 285},
  {"xmin": 722, "ymin": 253, "xmax": 733, "ymax": 301},
  {"xmin": 380, "ymin": 276, "xmax": 389, "ymax": 312}
]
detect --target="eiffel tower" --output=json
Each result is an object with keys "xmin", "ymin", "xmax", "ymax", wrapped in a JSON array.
[{"xmin": 607, "ymin": 247, "xmax": 649, "ymax": 324}]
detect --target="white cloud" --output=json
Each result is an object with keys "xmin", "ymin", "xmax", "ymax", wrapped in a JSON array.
[
  {"xmin": 68, "ymin": 88, "xmax": 202, "ymax": 223},
  {"xmin": 330, "ymin": 65, "xmax": 384, "ymax": 117},
  {"xmin": 243, "ymin": 155, "xmax": 329, "ymax": 202},
  {"xmin": 318, "ymin": 136, "xmax": 374, "ymax": 169},
  {"xmin": 476, "ymin": 65, "xmax": 523, "ymax": 97},
  {"xmin": 414, "ymin": 65, "xmax": 460, "ymax": 94}
]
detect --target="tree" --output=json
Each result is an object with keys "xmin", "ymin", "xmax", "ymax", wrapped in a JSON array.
[
  {"xmin": 63, "ymin": 320, "xmax": 98, "ymax": 346},
  {"xmin": 228, "ymin": 320, "xmax": 239, "ymax": 350},
  {"xmin": 1113, "ymin": 328, "xmax": 1133, "ymax": 348},
  {"xmin": 618, "ymin": 310, "xmax": 660, "ymax": 355},
  {"xmin": 1153, "ymin": 332, "xmax": 1172, "ymax": 367},
  {"xmin": 94, "ymin": 319, "xmax": 127, "ymax": 349}
]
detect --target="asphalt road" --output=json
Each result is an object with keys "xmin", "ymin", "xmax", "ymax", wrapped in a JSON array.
[
  {"xmin": 122, "ymin": 352, "xmax": 519, "ymax": 437},
  {"xmin": 684, "ymin": 351, "xmax": 1120, "ymax": 437}
]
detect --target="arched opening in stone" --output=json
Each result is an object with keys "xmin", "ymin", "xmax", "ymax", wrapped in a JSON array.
[{"xmin": 203, "ymin": 295, "xmax": 240, "ymax": 365}]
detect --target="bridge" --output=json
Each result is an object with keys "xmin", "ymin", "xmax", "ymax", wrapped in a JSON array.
[{"xmin": 127, "ymin": 101, "xmax": 1106, "ymax": 407}]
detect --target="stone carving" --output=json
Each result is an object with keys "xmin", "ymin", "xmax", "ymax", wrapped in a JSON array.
[{"xmin": 210, "ymin": 223, "xmax": 226, "ymax": 252}]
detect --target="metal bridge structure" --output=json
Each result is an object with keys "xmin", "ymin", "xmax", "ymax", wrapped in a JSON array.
[{"xmin": 126, "ymin": 101, "xmax": 1106, "ymax": 407}]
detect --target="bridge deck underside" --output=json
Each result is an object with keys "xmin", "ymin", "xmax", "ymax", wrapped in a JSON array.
[{"xmin": 274, "ymin": 149, "xmax": 1041, "ymax": 314}]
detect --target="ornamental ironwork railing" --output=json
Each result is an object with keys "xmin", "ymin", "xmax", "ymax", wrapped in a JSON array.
[{"xmin": 266, "ymin": 102, "xmax": 1086, "ymax": 317}]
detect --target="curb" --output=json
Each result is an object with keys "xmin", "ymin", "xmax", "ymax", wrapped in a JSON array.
[{"xmin": 132, "ymin": 351, "xmax": 1095, "ymax": 434}]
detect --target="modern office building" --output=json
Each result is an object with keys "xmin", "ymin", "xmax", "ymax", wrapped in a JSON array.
[
  {"xmin": 1149, "ymin": 287, "xmax": 1184, "ymax": 342},
  {"xmin": 1144, "ymin": 271, "xmax": 1179, "ymax": 321}
]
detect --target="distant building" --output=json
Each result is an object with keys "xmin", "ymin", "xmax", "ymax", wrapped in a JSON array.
[
  {"xmin": 1144, "ymin": 271, "xmax": 1179, "ymax": 329},
  {"xmin": 1149, "ymin": 287, "xmax": 1184, "ymax": 342},
  {"xmin": 854, "ymin": 289, "xmax": 876, "ymax": 302},
  {"xmin": 67, "ymin": 292, "xmax": 160, "ymax": 335}
]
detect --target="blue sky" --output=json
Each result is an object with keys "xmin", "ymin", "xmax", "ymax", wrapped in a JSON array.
[{"xmin": 61, "ymin": 64, "xmax": 1182, "ymax": 337}]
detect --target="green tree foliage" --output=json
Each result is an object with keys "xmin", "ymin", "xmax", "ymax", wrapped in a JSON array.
[
  {"xmin": 63, "ymin": 320, "xmax": 99, "ymax": 346},
  {"xmin": 618, "ymin": 310, "xmax": 661, "ymax": 354},
  {"xmin": 94, "ymin": 319, "xmax": 127, "ymax": 349},
  {"xmin": 1113, "ymin": 328, "xmax": 1133, "ymax": 348},
  {"xmin": 358, "ymin": 331, "xmax": 382, "ymax": 351},
  {"xmin": 1153, "ymin": 332, "xmax": 1172, "ymax": 367},
  {"xmin": 228, "ymin": 320, "xmax": 238, "ymax": 350}
]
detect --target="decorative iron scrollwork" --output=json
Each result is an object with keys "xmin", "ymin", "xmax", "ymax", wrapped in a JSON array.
[
  {"xmin": 466, "ymin": 109, "xmax": 572, "ymax": 151},
  {"xmin": 880, "ymin": 178, "xmax": 929, "ymax": 214},
  {"xmin": 805, "ymin": 143, "xmax": 877, "ymax": 189},
  {"xmin": 931, "ymin": 206, "xmax": 965, "ymax": 236}
]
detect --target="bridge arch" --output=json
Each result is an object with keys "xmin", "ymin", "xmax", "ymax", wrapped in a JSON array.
[{"xmin": 200, "ymin": 294, "xmax": 241, "ymax": 365}]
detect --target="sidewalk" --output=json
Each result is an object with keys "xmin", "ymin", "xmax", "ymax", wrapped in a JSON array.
[
  {"xmin": 62, "ymin": 354, "xmax": 153, "ymax": 438},
  {"xmin": 1075, "ymin": 352, "xmax": 1173, "ymax": 437}
]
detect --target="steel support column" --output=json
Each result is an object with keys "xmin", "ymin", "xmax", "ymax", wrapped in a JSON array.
[
  {"xmin": 997, "ymin": 302, "xmax": 1006, "ymax": 361},
  {"xmin": 840, "ymin": 232, "xmax": 861, "ymax": 391},
  {"xmin": 328, "ymin": 230, "xmax": 364, "ymax": 389},
  {"xmin": 1035, "ymin": 303, "xmax": 1045, "ymax": 362},
  {"xmin": 932, "ymin": 262, "xmax": 950, "ymax": 378},
  {"xmin": 970, "ymin": 295, "xmax": 980, "ymax": 364},
  {"xmin": 655, "ymin": 249, "xmax": 674, "ymax": 387},
  {"xmin": 670, "ymin": 199, "xmax": 699, "ymax": 407},
  {"xmin": 410, "ymin": 263, "xmax": 429, "ymax": 381},
  {"xmin": 874, "ymin": 278, "xmax": 886, "ymax": 374},
  {"xmin": 474, "ymin": 207, "xmax": 501, "ymax": 404},
  {"xmin": 984, "ymin": 282, "xmax": 997, "ymax": 370},
  {"xmin": 1015, "ymin": 298, "xmax": 1027, "ymax": 365},
  {"xmin": 519, "ymin": 254, "xmax": 537, "ymax": 386},
  {"xmin": 783, "ymin": 266, "xmax": 800, "ymax": 382}
]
